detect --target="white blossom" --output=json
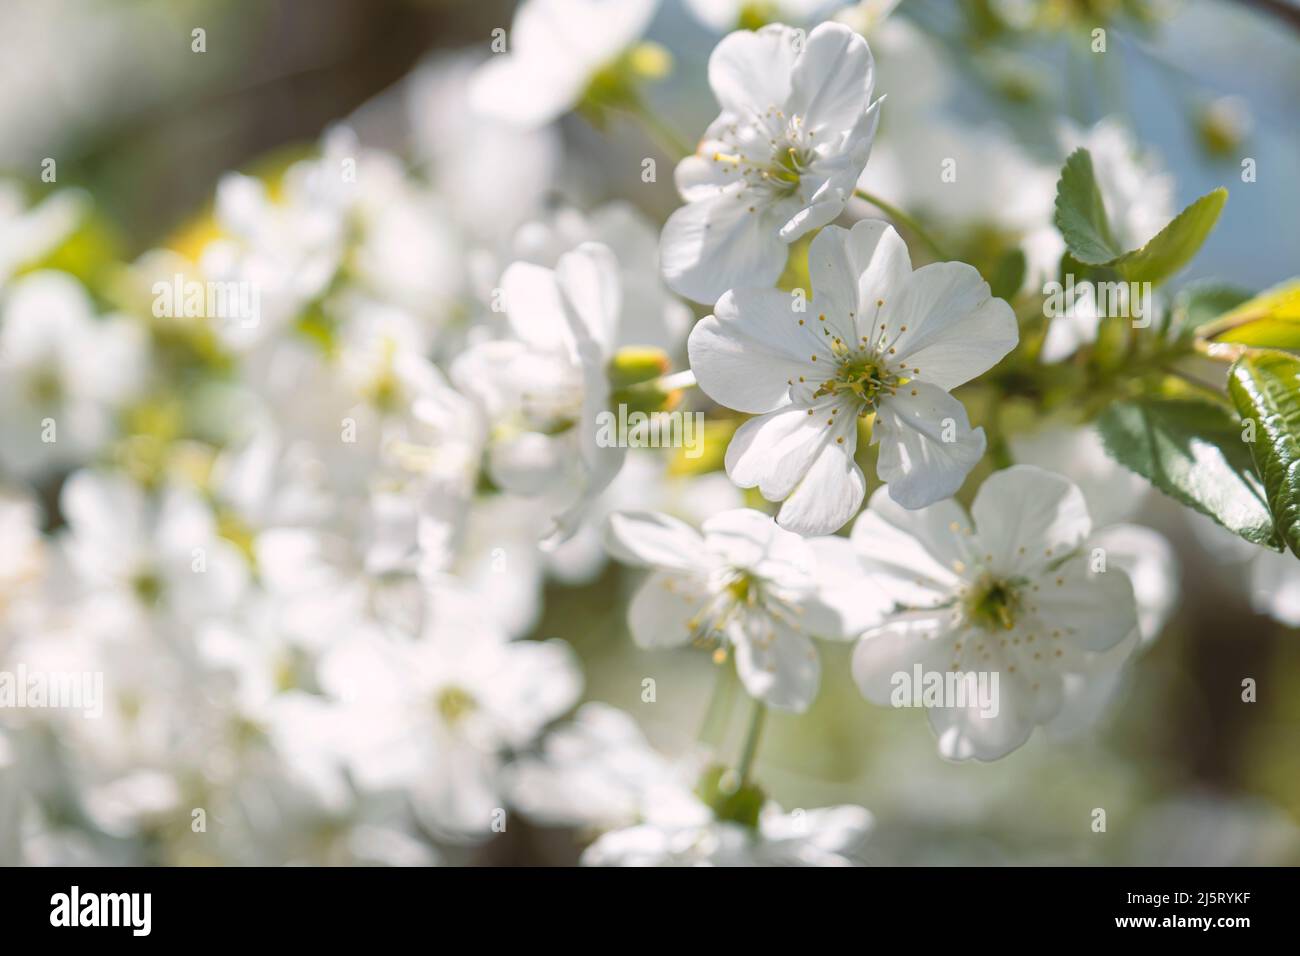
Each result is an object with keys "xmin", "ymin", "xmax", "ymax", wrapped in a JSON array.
[{"xmin": 688, "ymin": 219, "xmax": 1016, "ymax": 534}]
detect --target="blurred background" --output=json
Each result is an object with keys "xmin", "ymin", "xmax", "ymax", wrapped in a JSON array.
[{"xmin": 3, "ymin": 0, "xmax": 1299, "ymax": 865}]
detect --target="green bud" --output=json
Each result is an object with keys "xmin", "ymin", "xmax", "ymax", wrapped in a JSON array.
[{"xmin": 695, "ymin": 763, "xmax": 766, "ymax": 829}]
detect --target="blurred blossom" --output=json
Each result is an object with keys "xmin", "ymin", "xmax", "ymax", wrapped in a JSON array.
[
  {"xmin": 0, "ymin": 0, "xmax": 1294, "ymax": 869},
  {"xmin": 850, "ymin": 467, "xmax": 1140, "ymax": 760},
  {"xmin": 0, "ymin": 273, "xmax": 147, "ymax": 478}
]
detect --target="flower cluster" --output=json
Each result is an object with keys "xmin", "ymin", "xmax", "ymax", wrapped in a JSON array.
[{"xmin": 14, "ymin": 0, "xmax": 1291, "ymax": 869}]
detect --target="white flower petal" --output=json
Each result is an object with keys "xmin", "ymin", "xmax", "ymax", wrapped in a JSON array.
[
  {"xmin": 1030, "ymin": 553, "xmax": 1137, "ymax": 653},
  {"xmin": 887, "ymin": 262, "xmax": 1018, "ymax": 390},
  {"xmin": 970, "ymin": 465, "xmax": 1091, "ymax": 575},
  {"xmin": 810, "ymin": 220, "xmax": 911, "ymax": 334},
  {"xmin": 787, "ymin": 22, "xmax": 875, "ymax": 136},
  {"xmin": 723, "ymin": 402, "xmax": 834, "ymax": 500},
  {"xmin": 605, "ymin": 511, "xmax": 707, "ymax": 572},
  {"xmin": 701, "ymin": 508, "xmax": 817, "ymax": 589},
  {"xmin": 874, "ymin": 383, "xmax": 985, "ymax": 510},
  {"xmin": 707, "ymin": 24, "xmax": 798, "ymax": 117},
  {"xmin": 926, "ymin": 674, "xmax": 1038, "ymax": 762},
  {"xmin": 803, "ymin": 535, "xmax": 889, "ymax": 639},
  {"xmin": 849, "ymin": 485, "xmax": 967, "ymax": 604},
  {"xmin": 778, "ymin": 196, "xmax": 844, "ymax": 243},
  {"xmin": 851, "ymin": 611, "xmax": 957, "ymax": 705},
  {"xmin": 481, "ymin": 637, "xmax": 584, "ymax": 746},
  {"xmin": 500, "ymin": 261, "xmax": 572, "ymax": 353},
  {"xmin": 674, "ymin": 152, "xmax": 732, "ymax": 203},
  {"xmin": 628, "ymin": 570, "xmax": 709, "ymax": 649},
  {"xmin": 467, "ymin": 53, "xmax": 586, "ymax": 128},
  {"xmin": 775, "ymin": 410, "xmax": 866, "ymax": 536},
  {"xmin": 688, "ymin": 287, "xmax": 825, "ymax": 414},
  {"xmin": 555, "ymin": 241, "xmax": 621, "ymax": 353},
  {"xmin": 732, "ymin": 615, "xmax": 821, "ymax": 712},
  {"xmin": 1089, "ymin": 524, "xmax": 1177, "ymax": 645},
  {"xmin": 661, "ymin": 190, "xmax": 791, "ymax": 305}
]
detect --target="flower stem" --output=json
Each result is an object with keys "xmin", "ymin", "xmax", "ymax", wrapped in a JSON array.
[
  {"xmin": 853, "ymin": 188, "xmax": 951, "ymax": 261},
  {"xmin": 696, "ymin": 661, "xmax": 735, "ymax": 745},
  {"xmin": 623, "ymin": 96, "xmax": 692, "ymax": 161},
  {"xmin": 735, "ymin": 698, "xmax": 767, "ymax": 786}
]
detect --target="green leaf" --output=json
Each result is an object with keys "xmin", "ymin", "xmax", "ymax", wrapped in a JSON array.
[
  {"xmin": 1228, "ymin": 350, "xmax": 1300, "ymax": 558},
  {"xmin": 1053, "ymin": 148, "xmax": 1227, "ymax": 285},
  {"xmin": 1054, "ymin": 149, "xmax": 1124, "ymax": 265},
  {"xmin": 1200, "ymin": 278, "xmax": 1300, "ymax": 350},
  {"xmin": 1174, "ymin": 279, "xmax": 1253, "ymax": 332},
  {"xmin": 1112, "ymin": 187, "xmax": 1227, "ymax": 285},
  {"xmin": 1097, "ymin": 398, "xmax": 1280, "ymax": 550},
  {"xmin": 988, "ymin": 247, "xmax": 1026, "ymax": 301}
]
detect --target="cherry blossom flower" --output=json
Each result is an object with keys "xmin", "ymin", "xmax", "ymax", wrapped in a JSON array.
[
  {"xmin": 848, "ymin": 466, "xmax": 1140, "ymax": 761},
  {"xmin": 660, "ymin": 21, "xmax": 882, "ymax": 304},
  {"xmin": 468, "ymin": 0, "xmax": 660, "ymax": 128},
  {"xmin": 688, "ymin": 219, "xmax": 1017, "ymax": 535},
  {"xmin": 605, "ymin": 508, "xmax": 877, "ymax": 711}
]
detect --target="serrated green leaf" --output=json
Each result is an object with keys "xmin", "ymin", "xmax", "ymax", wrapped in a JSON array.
[
  {"xmin": 1097, "ymin": 398, "xmax": 1280, "ymax": 550},
  {"xmin": 1053, "ymin": 148, "xmax": 1227, "ymax": 286},
  {"xmin": 1112, "ymin": 188, "xmax": 1227, "ymax": 285},
  {"xmin": 1200, "ymin": 278, "xmax": 1300, "ymax": 350},
  {"xmin": 1228, "ymin": 350, "xmax": 1300, "ymax": 558},
  {"xmin": 1054, "ymin": 149, "xmax": 1124, "ymax": 265}
]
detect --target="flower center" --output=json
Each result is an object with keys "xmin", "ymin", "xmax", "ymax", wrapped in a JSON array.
[
  {"xmin": 684, "ymin": 568, "xmax": 782, "ymax": 660},
  {"xmin": 711, "ymin": 110, "xmax": 815, "ymax": 202},
  {"xmin": 27, "ymin": 367, "xmax": 63, "ymax": 404},
  {"xmin": 963, "ymin": 574, "xmax": 1023, "ymax": 632},
  {"xmin": 436, "ymin": 686, "xmax": 478, "ymax": 726},
  {"xmin": 725, "ymin": 572, "xmax": 753, "ymax": 604},
  {"xmin": 131, "ymin": 569, "xmax": 164, "ymax": 605},
  {"xmin": 814, "ymin": 350, "xmax": 901, "ymax": 408}
]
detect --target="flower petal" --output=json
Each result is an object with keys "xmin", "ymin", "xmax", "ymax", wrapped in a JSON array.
[
  {"xmin": 605, "ymin": 511, "xmax": 707, "ymax": 572},
  {"xmin": 707, "ymin": 24, "xmax": 798, "ymax": 118},
  {"xmin": 555, "ymin": 241, "xmax": 621, "ymax": 354},
  {"xmin": 628, "ymin": 570, "xmax": 709, "ymax": 649},
  {"xmin": 500, "ymin": 261, "xmax": 572, "ymax": 353},
  {"xmin": 661, "ymin": 190, "xmax": 791, "ymax": 305},
  {"xmin": 803, "ymin": 535, "xmax": 889, "ymax": 639},
  {"xmin": 775, "ymin": 408, "xmax": 866, "ymax": 536},
  {"xmin": 849, "ymin": 485, "xmax": 967, "ymax": 605},
  {"xmin": 723, "ymin": 402, "xmax": 839, "ymax": 500},
  {"xmin": 732, "ymin": 613, "xmax": 821, "ymax": 712},
  {"xmin": 1089, "ymin": 524, "xmax": 1177, "ymax": 645},
  {"xmin": 688, "ymin": 287, "xmax": 825, "ymax": 414},
  {"xmin": 1029, "ymin": 552, "xmax": 1137, "ymax": 653},
  {"xmin": 787, "ymin": 22, "xmax": 875, "ymax": 136},
  {"xmin": 810, "ymin": 220, "xmax": 911, "ymax": 337},
  {"xmin": 851, "ymin": 611, "xmax": 957, "ymax": 706},
  {"xmin": 778, "ymin": 197, "xmax": 844, "ymax": 243},
  {"xmin": 886, "ymin": 262, "xmax": 1018, "ymax": 390},
  {"xmin": 701, "ymin": 508, "xmax": 813, "ymax": 582},
  {"xmin": 873, "ymin": 383, "xmax": 985, "ymax": 510},
  {"xmin": 468, "ymin": 54, "xmax": 586, "ymax": 128},
  {"xmin": 926, "ymin": 674, "xmax": 1037, "ymax": 762},
  {"xmin": 970, "ymin": 465, "xmax": 1091, "ymax": 575}
]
